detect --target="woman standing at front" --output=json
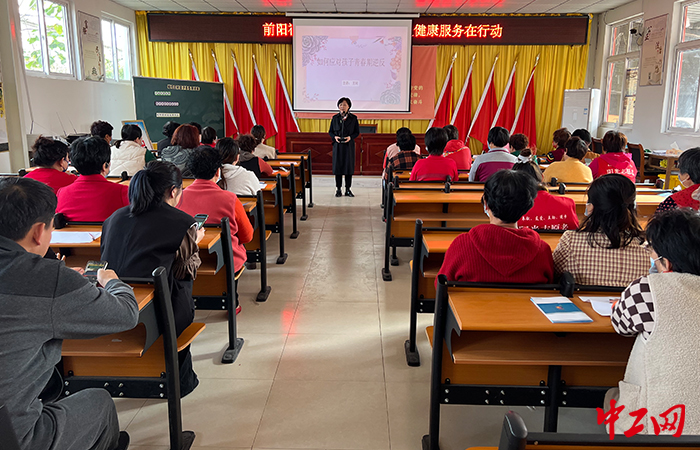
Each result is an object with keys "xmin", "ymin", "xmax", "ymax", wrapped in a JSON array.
[{"xmin": 329, "ymin": 97, "xmax": 360, "ymax": 197}]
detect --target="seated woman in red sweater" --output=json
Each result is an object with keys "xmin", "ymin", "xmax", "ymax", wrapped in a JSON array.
[
  {"xmin": 655, "ymin": 147, "xmax": 700, "ymax": 213},
  {"xmin": 56, "ymin": 137, "xmax": 129, "ymax": 222},
  {"xmin": 178, "ymin": 146, "xmax": 254, "ymax": 311},
  {"xmin": 512, "ymin": 161, "xmax": 579, "ymax": 231},
  {"xmin": 438, "ymin": 170, "xmax": 554, "ymax": 284},
  {"xmin": 588, "ymin": 130, "xmax": 637, "ymax": 182},
  {"xmin": 442, "ymin": 124, "xmax": 471, "ymax": 170},
  {"xmin": 24, "ymin": 136, "xmax": 76, "ymax": 194},
  {"xmin": 410, "ymin": 127, "xmax": 458, "ymax": 182}
]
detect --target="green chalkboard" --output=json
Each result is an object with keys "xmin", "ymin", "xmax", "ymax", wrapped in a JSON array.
[{"xmin": 133, "ymin": 76, "xmax": 224, "ymax": 146}]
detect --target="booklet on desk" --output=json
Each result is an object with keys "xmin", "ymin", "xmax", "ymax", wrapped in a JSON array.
[{"xmin": 531, "ymin": 296, "xmax": 593, "ymax": 323}]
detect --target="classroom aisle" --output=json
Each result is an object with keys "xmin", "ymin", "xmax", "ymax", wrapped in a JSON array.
[{"xmin": 116, "ymin": 176, "xmax": 603, "ymax": 450}]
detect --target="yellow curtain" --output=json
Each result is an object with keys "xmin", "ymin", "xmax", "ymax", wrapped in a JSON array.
[{"xmin": 135, "ymin": 12, "xmax": 588, "ymax": 152}]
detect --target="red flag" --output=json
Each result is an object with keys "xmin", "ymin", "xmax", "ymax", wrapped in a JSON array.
[
  {"xmin": 189, "ymin": 51, "xmax": 200, "ymax": 81},
  {"xmin": 253, "ymin": 56, "xmax": 278, "ymax": 138},
  {"xmin": 512, "ymin": 56, "xmax": 539, "ymax": 148},
  {"xmin": 275, "ymin": 59, "xmax": 299, "ymax": 152},
  {"xmin": 427, "ymin": 53, "xmax": 457, "ymax": 130},
  {"xmin": 492, "ymin": 61, "xmax": 517, "ymax": 131},
  {"xmin": 468, "ymin": 57, "xmax": 498, "ymax": 146},
  {"xmin": 451, "ymin": 53, "xmax": 476, "ymax": 138},
  {"xmin": 231, "ymin": 51, "xmax": 256, "ymax": 135},
  {"xmin": 212, "ymin": 52, "xmax": 238, "ymax": 138}
]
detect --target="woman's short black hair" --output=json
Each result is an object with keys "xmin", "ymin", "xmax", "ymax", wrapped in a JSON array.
[
  {"xmin": 578, "ymin": 173, "xmax": 643, "ymax": 249},
  {"xmin": 678, "ymin": 147, "xmax": 700, "ymax": 183},
  {"xmin": 162, "ymin": 121, "xmax": 181, "ymax": 138},
  {"xmin": 509, "ymin": 133, "xmax": 529, "ymax": 152},
  {"xmin": 572, "ymin": 128, "xmax": 592, "ymax": 146},
  {"xmin": 90, "ymin": 120, "xmax": 113, "ymax": 140},
  {"xmin": 482, "ymin": 170, "xmax": 538, "ymax": 223},
  {"xmin": 0, "ymin": 177, "xmax": 56, "ymax": 241},
  {"xmin": 512, "ymin": 161, "xmax": 546, "ymax": 191},
  {"xmin": 443, "ymin": 124, "xmax": 459, "ymax": 141},
  {"xmin": 201, "ymin": 127, "xmax": 217, "ymax": 145},
  {"xmin": 187, "ymin": 145, "xmax": 222, "ymax": 180},
  {"xmin": 337, "ymin": 97, "xmax": 352, "ymax": 109},
  {"xmin": 565, "ymin": 136, "xmax": 588, "ymax": 160},
  {"xmin": 395, "ymin": 127, "xmax": 411, "ymax": 139},
  {"xmin": 237, "ymin": 134, "xmax": 257, "ymax": 154},
  {"xmin": 31, "ymin": 136, "xmax": 69, "ymax": 168},
  {"xmin": 217, "ymin": 137, "xmax": 239, "ymax": 165},
  {"xmin": 128, "ymin": 160, "xmax": 182, "ymax": 216},
  {"xmin": 121, "ymin": 124, "xmax": 142, "ymax": 141},
  {"xmin": 69, "ymin": 136, "xmax": 111, "ymax": 175},
  {"xmin": 487, "ymin": 127, "xmax": 510, "ymax": 148},
  {"xmin": 425, "ymin": 127, "xmax": 449, "ymax": 155},
  {"xmin": 397, "ymin": 132, "xmax": 417, "ymax": 152},
  {"xmin": 646, "ymin": 208, "xmax": 700, "ymax": 275},
  {"xmin": 188, "ymin": 122, "xmax": 202, "ymax": 134},
  {"xmin": 602, "ymin": 130, "xmax": 627, "ymax": 153}
]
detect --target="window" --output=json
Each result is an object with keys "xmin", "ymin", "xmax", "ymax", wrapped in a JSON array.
[
  {"xmin": 604, "ymin": 17, "xmax": 642, "ymax": 127},
  {"xmin": 101, "ymin": 18, "xmax": 132, "ymax": 82},
  {"xmin": 18, "ymin": 0, "xmax": 73, "ymax": 76},
  {"xmin": 669, "ymin": 1, "xmax": 700, "ymax": 131}
]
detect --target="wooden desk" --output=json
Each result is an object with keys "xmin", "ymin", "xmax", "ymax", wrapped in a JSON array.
[
  {"xmin": 62, "ymin": 285, "xmax": 155, "ymax": 358},
  {"xmin": 423, "ymin": 283, "xmax": 630, "ymax": 450},
  {"xmin": 268, "ymin": 158, "xmax": 310, "ymax": 220},
  {"xmin": 405, "ymin": 226, "xmax": 564, "ymax": 367},
  {"xmin": 275, "ymin": 151, "xmax": 314, "ymax": 208},
  {"xmin": 262, "ymin": 169, "xmax": 300, "ymax": 239},
  {"xmin": 646, "ymin": 153, "xmax": 680, "ymax": 189}
]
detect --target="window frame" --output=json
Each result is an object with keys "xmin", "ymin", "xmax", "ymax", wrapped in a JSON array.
[
  {"xmin": 666, "ymin": 0, "xmax": 700, "ymax": 134},
  {"xmin": 100, "ymin": 15, "xmax": 134, "ymax": 84},
  {"xmin": 20, "ymin": 0, "xmax": 75, "ymax": 78},
  {"xmin": 602, "ymin": 16, "xmax": 643, "ymax": 129}
]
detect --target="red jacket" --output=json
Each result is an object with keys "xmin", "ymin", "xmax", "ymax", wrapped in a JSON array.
[
  {"xmin": 56, "ymin": 174, "xmax": 129, "ymax": 222},
  {"xmin": 589, "ymin": 152, "xmax": 637, "ymax": 182},
  {"xmin": 519, "ymin": 191, "xmax": 579, "ymax": 231},
  {"xmin": 438, "ymin": 224, "xmax": 554, "ymax": 284},
  {"xmin": 178, "ymin": 179, "xmax": 253, "ymax": 272},
  {"xmin": 409, "ymin": 155, "xmax": 459, "ymax": 182},
  {"xmin": 25, "ymin": 168, "xmax": 77, "ymax": 194},
  {"xmin": 443, "ymin": 139, "xmax": 472, "ymax": 170}
]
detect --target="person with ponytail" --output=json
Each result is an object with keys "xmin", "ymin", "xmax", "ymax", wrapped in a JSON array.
[
  {"xmin": 109, "ymin": 124, "xmax": 156, "ymax": 177},
  {"xmin": 25, "ymin": 136, "xmax": 76, "ymax": 193},
  {"xmin": 552, "ymin": 174, "xmax": 648, "ymax": 286},
  {"xmin": 100, "ymin": 160, "xmax": 204, "ymax": 396}
]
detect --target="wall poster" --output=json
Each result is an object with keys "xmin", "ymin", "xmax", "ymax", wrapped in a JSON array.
[
  {"xmin": 78, "ymin": 11, "xmax": 104, "ymax": 82},
  {"xmin": 640, "ymin": 14, "xmax": 668, "ymax": 87}
]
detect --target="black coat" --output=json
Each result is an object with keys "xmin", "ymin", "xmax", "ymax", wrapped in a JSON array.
[
  {"xmin": 328, "ymin": 113, "xmax": 360, "ymax": 175},
  {"xmin": 101, "ymin": 204, "xmax": 195, "ymax": 336}
]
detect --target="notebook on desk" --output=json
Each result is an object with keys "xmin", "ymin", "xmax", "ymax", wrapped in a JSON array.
[{"xmin": 531, "ymin": 296, "xmax": 593, "ymax": 323}]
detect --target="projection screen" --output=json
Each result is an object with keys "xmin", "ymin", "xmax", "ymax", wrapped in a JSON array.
[{"xmin": 292, "ymin": 18, "xmax": 413, "ymax": 112}]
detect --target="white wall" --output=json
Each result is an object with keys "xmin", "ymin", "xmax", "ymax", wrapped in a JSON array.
[
  {"xmin": 590, "ymin": 0, "xmax": 699, "ymax": 150},
  {"xmin": 0, "ymin": 0, "xmax": 137, "ymax": 172}
]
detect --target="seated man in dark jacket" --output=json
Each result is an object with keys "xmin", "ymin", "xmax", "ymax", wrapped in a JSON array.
[{"xmin": 0, "ymin": 177, "xmax": 138, "ymax": 450}]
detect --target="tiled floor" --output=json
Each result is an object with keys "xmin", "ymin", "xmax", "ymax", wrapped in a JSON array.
[{"xmin": 117, "ymin": 176, "xmax": 605, "ymax": 450}]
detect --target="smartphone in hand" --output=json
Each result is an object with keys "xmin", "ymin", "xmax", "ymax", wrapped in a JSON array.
[
  {"xmin": 85, "ymin": 260, "xmax": 108, "ymax": 284},
  {"xmin": 194, "ymin": 214, "xmax": 209, "ymax": 230}
]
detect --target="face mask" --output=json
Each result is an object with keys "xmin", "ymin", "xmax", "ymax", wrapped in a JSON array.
[
  {"xmin": 584, "ymin": 204, "xmax": 591, "ymax": 217},
  {"xmin": 680, "ymin": 174, "xmax": 693, "ymax": 188},
  {"xmin": 484, "ymin": 206, "xmax": 490, "ymax": 218}
]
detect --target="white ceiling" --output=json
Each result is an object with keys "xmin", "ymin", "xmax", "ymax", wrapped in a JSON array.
[{"xmin": 111, "ymin": 0, "xmax": 634, "ymax": 14}]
